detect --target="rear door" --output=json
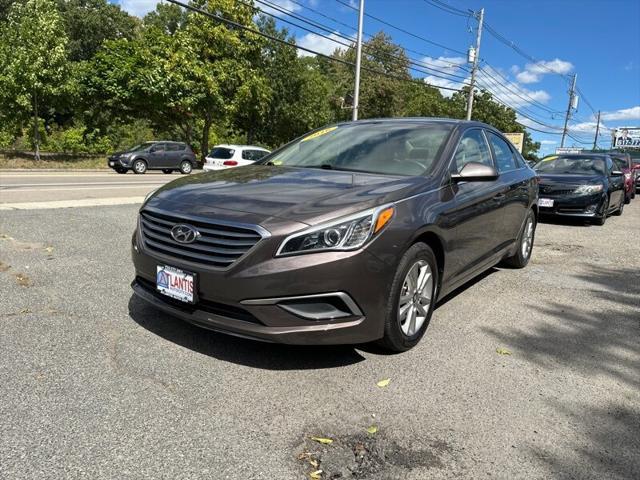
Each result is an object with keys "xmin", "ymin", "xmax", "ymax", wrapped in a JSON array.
[
  {"xmin": 166, "ymin": 143, "xmax": 183, "ymax": 167},
  {"xmin": 485, "ymin": 131, "xmax": 530, "ymax": 248},
  {"xmin": 608, "ymin": 157, "xmax": 625, "ymax": 206},
  {"xmin": 447, "ymin": 128, "xmax": 505, "ymax": 282}
]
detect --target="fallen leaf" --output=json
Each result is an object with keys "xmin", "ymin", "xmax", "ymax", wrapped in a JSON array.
[
  {"xmin": 366, "ymin": 425, "xmax": 378, "ymax": 435},
  {"xmin": 309, "ymin": 470, "xmax": 323, "ymax": 479},
  {"xmin": 45, "ymin": 246, "xmax": 54, "ymax": 253},
  {"xmin": 496, "ymin": 348, "xmax": 512, "ymax": 355},
  {"xmin": 308, "ymin": 459, "xmax": 318, "ymax": 468},
  {"xmin": 310, "ymin": 437, "xmax": 333, "ymax": 445},
  {"xmin": 376, "ymin": 378, "xmax": 390, "ymax": 388}
]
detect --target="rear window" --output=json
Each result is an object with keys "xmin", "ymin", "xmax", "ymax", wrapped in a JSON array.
[{"xmin": 208, "ymin": 147, "xmax": 235, "ymax": 159}]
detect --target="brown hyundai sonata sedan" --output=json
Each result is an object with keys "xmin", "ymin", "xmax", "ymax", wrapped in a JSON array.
[{"xmin": 131, "ymin": 118, "xmax": 538, "ymax": 351}]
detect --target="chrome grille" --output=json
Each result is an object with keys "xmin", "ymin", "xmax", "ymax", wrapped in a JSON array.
[{"xmin": 139, "ymin": 209, "xmax": 265, "ymax": 268}]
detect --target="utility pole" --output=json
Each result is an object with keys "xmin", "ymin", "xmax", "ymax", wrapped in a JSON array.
[
  {"xmin": 352, "ymin": 0, "xmax": 365, "ymax": 121},
  {"xmin": 560, "ymin": 73, "xmax": 577, "ymax": 148},
  {"xmin": 466, "ymin": 8, "xmax": 484, "ymax": 121},
  {"xmin": 593, "ymin": 110, "xmax": 601, "ymax": 150}
]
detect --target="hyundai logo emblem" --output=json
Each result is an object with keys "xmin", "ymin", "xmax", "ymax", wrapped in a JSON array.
[{"xmin": 171, "ymin": 224, "xmax": 200, "ymax": 244}]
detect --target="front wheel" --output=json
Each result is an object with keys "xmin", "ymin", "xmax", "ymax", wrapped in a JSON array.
[
  {"xmin": 133, "ymin": 159, "xmax": 147, "ymax": 174},
  {"xmin": 378, "ymin": 243, "xmax": 438, "ymax": 352},
  {"xmin": 613, "ymin": 196, "xmax": 624, "ymax": 216},
  {"xmin": 503, "ymin": 209, "xmax": 536, "ymax": 268},
  {"xmin": 179, "ymin": 161, "xmax": 193, "ymax": 174},
  {"xmin": 594, "ymin": 197, "xmax": 609, "ymax": 225}
]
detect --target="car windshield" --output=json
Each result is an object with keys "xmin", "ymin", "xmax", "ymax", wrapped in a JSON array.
[
  {"xmin": 208, "ymin": 147, "xmax": 235, "ymax": 159},
  {"xmin": 260, "ymin": 123, "xmax": 453, "ymax": 176},
  {"xmin": 127, "ymin": 142, "xmax": 154, "ymax": 152},
  {"xmin": 534, "ymin": 156, "xmax": 606, "ymax": 175}
]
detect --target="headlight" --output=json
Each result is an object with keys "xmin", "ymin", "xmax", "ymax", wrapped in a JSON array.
[
  {"xmin": 276, "ymin": 205, "xmax": 395, "ymax": 256},
  {"xmin": 574, "ymin": 184, "xmax": 603, "ymax": 195}
]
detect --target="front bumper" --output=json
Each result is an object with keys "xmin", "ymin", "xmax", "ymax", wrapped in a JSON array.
[
  {"xmin": 108, "ymin": 157, "xmax": 131, "ymax": 169},
  {"xmin": 130, "ymin": 231, "xmax": 394, "ymax": 345},
  {"xmin": 538, "ymin": 193, "xmax": 605, "ymax": 217}
]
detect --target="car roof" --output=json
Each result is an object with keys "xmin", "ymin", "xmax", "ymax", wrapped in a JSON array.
[
  {"xmin": 334, "ymin": 117, "xmax": 490, "ymax": 128},
  {"xmin": 213, "ymin": 144, "xmax": 269, "ymax": 151}
]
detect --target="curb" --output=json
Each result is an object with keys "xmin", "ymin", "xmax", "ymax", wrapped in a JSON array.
[{"xmin": 0, "ymin": 168, "xmax": 109, "ymax": 173}]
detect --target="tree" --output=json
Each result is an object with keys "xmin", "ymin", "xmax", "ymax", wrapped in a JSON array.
[
  {"xmin": 0, "ymin": 0, "xmax": 68, "ymax": 159},
  {"xmin": 143, "ymin": 2, "xmax": 187, "ymax": 36},
  {"xmin": 56, "ymin": 0, "xmax": 139, "ymax": 62}
]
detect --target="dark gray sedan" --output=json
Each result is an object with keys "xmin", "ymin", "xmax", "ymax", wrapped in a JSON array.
[
  {"xmin": 108, "ymin": 141, "xmax": 197, "ymax": 174},
  {"xmin": 131, "ymin": 119, "xmax": 538, "ymax": 352}
]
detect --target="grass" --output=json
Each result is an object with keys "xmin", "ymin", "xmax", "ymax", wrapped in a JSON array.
[{"xmin": 0, "ymin": 155, "xmax": 107, "ymax": 169}]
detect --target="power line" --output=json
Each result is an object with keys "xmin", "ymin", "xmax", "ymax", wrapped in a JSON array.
[
  {"xmin": 165, "ymin": 0, "xmax": 466, "ymax": 92},
  {"xmin": 253, "ymin": 0, "xmax": 471, "ymax": 83},
  {"xmin": 334, "ymin": 0, "xmax": 468, "ymax": 56},
  {"xmin": 421, "ymin": 0, "xmax": 471, "ymax": 18}
]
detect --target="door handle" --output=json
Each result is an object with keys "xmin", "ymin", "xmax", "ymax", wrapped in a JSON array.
[{"xmin": 493, "ymin": 192, "xmax": 506, "ymax": 200}]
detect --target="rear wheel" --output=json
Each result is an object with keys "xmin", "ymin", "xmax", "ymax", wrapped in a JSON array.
[
  {"xmin": 162, "ymin": 169, "xmax": 173, "ymax": 174},
  {"xmin": 133, "ymin": 159, "xmax": 147, "ymax": 174},
  {"xmin": 378, "ymin": 243, "xmax": 438, "ymax": 352},
  {"xmin": 503, "ymin": 209, "xmax": 536, "ymax": 268},
  {"xmin": 179, "ymin": 160, "xmax": 193, "ymax": 174}
]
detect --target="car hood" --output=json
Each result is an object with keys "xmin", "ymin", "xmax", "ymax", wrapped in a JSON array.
[
  {"xmin": 537, "ymin": 173, "xmax": 604, "ymax": 185},
  {"xmin": 146, "ymin": 165, "xmax": 427, "ymax": 226}
]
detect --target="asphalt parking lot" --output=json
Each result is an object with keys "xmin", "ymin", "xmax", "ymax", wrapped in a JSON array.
[{"xmin": 0, "ymin": 186, "xmax": 638, "ymax": 479}]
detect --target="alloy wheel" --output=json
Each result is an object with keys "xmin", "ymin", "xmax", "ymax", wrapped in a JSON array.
[
  {"xmin": 398, "ymin": 260, "xmax": 433, "ymax": 337},
  {"xmin": 521, "ymin": 216, "xmax": 534, "ymax": 258}
]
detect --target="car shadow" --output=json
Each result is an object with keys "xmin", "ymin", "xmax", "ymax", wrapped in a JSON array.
[
  {"xmin": 127, "ymin": 295, "xmax": 367, "ymax": 370},
  {"xmin": 538, "ymin": 214, "xmax": 593, "ymax": 227}
]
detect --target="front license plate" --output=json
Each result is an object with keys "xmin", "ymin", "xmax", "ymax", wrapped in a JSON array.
[
  {"xmin": 539, "ymin": 198, "xmax": 554, "ymax": 208},
  {"xmin": 156, "ymin": 265, "xmax": 195, "ymax": 303}
]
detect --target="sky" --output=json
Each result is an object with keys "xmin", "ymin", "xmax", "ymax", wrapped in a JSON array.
[{"xmin": 112, "ymin": 0, "xmax": 640, "ymax": 155}]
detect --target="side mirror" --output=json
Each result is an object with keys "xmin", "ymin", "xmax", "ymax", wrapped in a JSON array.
[
  {"xmin": 611, "ymin": 170, "xmax": 624, "ymax": 177},
  {"xmin": 451, "ymin": 162, "xmax": 499, "ymax": 182}
]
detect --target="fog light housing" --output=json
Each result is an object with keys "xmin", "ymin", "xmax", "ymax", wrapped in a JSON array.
[{"xmin": 585, "ymin": 204, "xmax": 598, "ymax": 214}]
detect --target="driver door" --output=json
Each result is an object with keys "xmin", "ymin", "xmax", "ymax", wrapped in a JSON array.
[{"xmin": 148, "ymin": 143, "xmax": 167, "ymax": 168}]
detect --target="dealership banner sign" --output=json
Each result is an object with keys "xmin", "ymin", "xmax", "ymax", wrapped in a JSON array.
[
  {"xmin": 612, "ymin": 127, "xmax": 640, "ymax": 149},
  {"xmin": 503, "ymin": 133, "xmax": 524, "ymax": 153}
]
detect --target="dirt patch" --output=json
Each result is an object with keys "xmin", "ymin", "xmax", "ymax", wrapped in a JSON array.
[
  {"xmin": 297, "ymin": 432, "xmax": 453, "ymax": 479},
  {"xmin": 0, "ymin": 260, "xmax": 10, "ymax": 272},
  {"xmin": 14, "ymin": 272, "xmax": 32, "ymax": 287}
]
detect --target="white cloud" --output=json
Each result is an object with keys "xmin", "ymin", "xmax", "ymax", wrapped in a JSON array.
[
  {"xmin": 118, "ymin": 0, "xmax": 160, "ymax": 17},
  {"xmin": 297, "ymin": 32, "xmax": 349, "ymax": 57},
  {"xmin": 422, "ymin": 76, "xmax": 467, "ymax": 98},
  {"xmin": 600, "ymin": 106, "xmax": 640, "ymax": 121},
  {"xmin": 540, "ymin": 140, "xmax": 557, "ymax": 145},
  {"xmin": 477, "ymin": 67, "xmax": 550, "ymax": 108},
  {"xmin": 515, "ymin": 58, "xmax": 573, "ymax": 84},
  {"xmin": 418, "ymin": 56, "xmax": 468, "ymax": 97},
  {"xmin": 421, "ymin": 56, "xmax": 467, "ymax": 71}
]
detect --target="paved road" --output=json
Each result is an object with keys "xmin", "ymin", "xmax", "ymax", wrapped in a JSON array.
[
  {"xmin": 0, "ymin": 171, "xmax": 190, "ymax": 207},
  {"xmin": 0, "ymin": 199, "xmax": 638, "ymax": 479}
]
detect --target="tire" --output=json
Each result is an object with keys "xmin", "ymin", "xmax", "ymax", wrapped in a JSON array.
[
  {"xmin": 613, "ymin": 196, "xmax": 624, "ymax": 216},
  {"xmin": 624, "ymin": 192, "xmax": 631, "ymax": 204},
  {"xmin": 502, "ymin": 209, "xmax": 536, "ymax": 268},
  {"xmin": 594, "ymin": 197, "xmax": 608, "ymax": 226},
  {"xmin": 179, "ymin": 160, "xmax": 193, "ymax": 174},
  {"xmin": 377, "ymin": 243, "xmax": 438, "ymax": 352},
  {"xmin": 162, "ymin": 169, "xmax": 173, "ymax": 174},
  {"xmin": 114, "ymin": 167, "xmax": 127, "ymax": 174},
  {"xmin": 133, "ymin": 159, "xmax": 147, "ymax": 174}
]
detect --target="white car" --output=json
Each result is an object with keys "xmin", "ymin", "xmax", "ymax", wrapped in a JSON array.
[{"xmin": 203, "ymin": 144, "xmax": 270, "ymax": 171}]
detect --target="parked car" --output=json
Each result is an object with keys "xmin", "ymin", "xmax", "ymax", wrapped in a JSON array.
[
  {"xmin": 610, "ymin": 152, "xmax": 635, "ymax": 203},
  {"xmin": 108, "ymin": 141, "xmax": 197, "ymax": 174},
  {"xmin": 534, "ymin": 153, "xmax": 626, "ymax": 225},
  {"xmin": 131, "ymin": 118, "xmax": 538, "ymax": 352},
  {"xmin": 203, "ymin": 144, "xmax": 270, "ymax": 171},
  {"xmin": 631, "ymin": 156, "xmax": 640, "ymax": 192}
]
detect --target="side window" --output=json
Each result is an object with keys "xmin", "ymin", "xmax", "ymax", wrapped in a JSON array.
[
  {"xmin": 253, "ymin": 150, "xmax": 268, "ymax": 160},
  {"xmin": 242, "ymin": 149, "xmax": 253, "ymax": 160},
  {"xmin": 452, "ymin": 129, "xmax": 493, "ymax": 172},
  {"xmin": 487, "ymin": 132, "xmax": 518, "ymax": 173},
  {"xmin": 151, "ymin": 143, "xmax": 165, "ymax": 152},
  {"xmin": 166, "ymin": 143, "xmax": 180, "ymax": 152}
]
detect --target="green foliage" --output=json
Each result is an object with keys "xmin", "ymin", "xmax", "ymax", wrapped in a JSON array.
[{"xmin": 0, "ymin": 0, "xmax": 541, "ymax": 160}]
